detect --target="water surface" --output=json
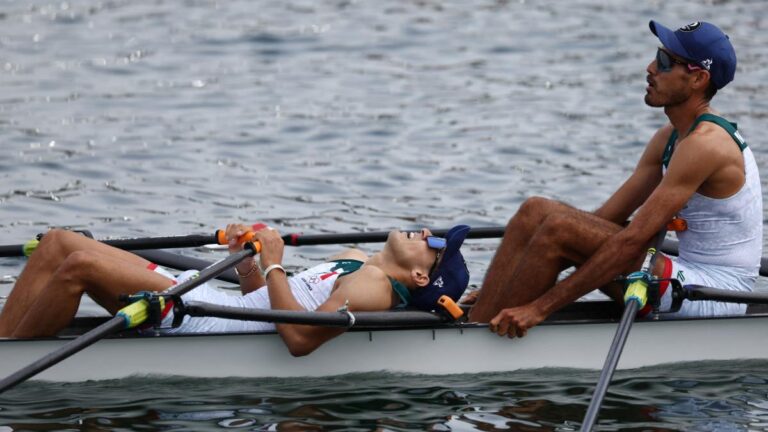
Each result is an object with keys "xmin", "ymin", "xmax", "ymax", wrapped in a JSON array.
[{"xmin": 2, "ymin": 0, "xmax": 768, "ymax": 429}]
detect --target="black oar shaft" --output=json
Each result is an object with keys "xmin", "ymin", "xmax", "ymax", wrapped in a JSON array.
[
  {"xmin": 134, "ymin": 250, "xmax": 239, "ymax": 284},
  {"xmin": 0, "ymin": 245, "xmax": 256, "ymax": 394},
  {"xmin": 183, "ymin": 301, "xmax": 452, "ymax": 327},
  {"xmin": 683, "ymin": 285, "xmax": 768, "ymax": 304},
  {"xmin": 580, "ymin": 230, "xmax": 667, "ymax": 432},
  {"xmin": 286, "ymin": 226, "xmax": 506, "ymax": 246},
  {"xmin": 0, "ymin": 244, "xmax": 24, "ymax": 258},
  {"xmin": 100, "ymin": 234, "xmax": 217, "ymax": 250},
  {"xmin": 580, "ymin": 299, "xmax": 640, "ymax": 431},
  {"xmin": 163, "ymin": 246, "xmax": 254, "ymax": 298},
  {"xmin": 0, "ymin": 234, "xmax": 220, "ymax": 258},
  {"xmin": 5, "ymin": 228, "xmax": 768, "ymax": 278},
  {"xmin": 0, "ymin": 317, "xmax": 124, "ymax": 393}
]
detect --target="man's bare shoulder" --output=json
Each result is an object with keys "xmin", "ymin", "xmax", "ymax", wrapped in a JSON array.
[
  {"xmin": 328, "ymin": 248, "xmax": 368, "ymax": 262},
  {"xmin": 334, "ymin": 264, "xmax": 391, "ymax": 294},
  {"xmin": 649, "ymin": 123, "xmax": 675, "ymax": 147},
  {"xmin": 331, "ymin": 264, "xmax": 395, "ymax": 311},
  {"xmin": 683, "ymin": 121, "xmax": 741, "ymax": 159},
  {"xmin": 343, "ymin": 264, "xmax": 389, "ymax": 282}
]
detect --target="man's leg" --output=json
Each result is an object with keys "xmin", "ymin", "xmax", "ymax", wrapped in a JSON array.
[
  {"xmin": 10, "ymin": 249, "xmax": 174, "ymax": 338},
  {"xmin": 470, "ymin": 201, "xmax": 624, "ymax": 322},
  {"xmin": 0, "ymin": 229, "xmax": 155, "ymax": 336}
]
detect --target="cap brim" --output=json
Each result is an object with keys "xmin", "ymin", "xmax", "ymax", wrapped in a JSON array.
[
  {"xmin": 649, "ymin": 20, "xmax": 693, "ymax": 60},
  {"xmin": 439, "ymin": 225, "xmax": 470, "ymax": 266}
]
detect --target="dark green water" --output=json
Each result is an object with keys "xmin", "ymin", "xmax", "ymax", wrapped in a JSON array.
[{"xmin": 2, "ymin": 361, "xmax": 768, "ymax": 430}]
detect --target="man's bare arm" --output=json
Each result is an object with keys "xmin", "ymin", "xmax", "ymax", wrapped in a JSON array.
[
  {"xmin": 532, "ymin": 130, "xmax": 725, "ymax": 317},
  {"xmin": 267, "ymin": 266, "xmax": 394, "ymax": 357}
]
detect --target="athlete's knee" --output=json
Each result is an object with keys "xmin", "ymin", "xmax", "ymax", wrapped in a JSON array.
[
  {"xmin": 36, "ymin": 228, "xmax": 69, "ymax": 253},
  {"xmin": 508, "ymin": 196, "xmax": 553, "ymax": 231},
  {"xmin": 37, "ymin": 228, "xmax": 89, "ymax": 259},
  {"xmin": 54, "ymin": 250, "xmax": 101, "ymax": 290},
  {"xmin": 518, "ymin": 196, "xmax": 552, "ymax": 217}
]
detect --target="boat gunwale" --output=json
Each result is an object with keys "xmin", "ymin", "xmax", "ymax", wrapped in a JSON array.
[{"xmin": 5, "ymin": 300, "xmax": 768, "ymax": 343}]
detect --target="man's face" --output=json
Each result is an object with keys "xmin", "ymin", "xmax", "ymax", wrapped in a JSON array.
[
  {"xmin": 644, "ymin": 47, "xmax": 699, "ymax": 107},
  {"xmin": 385, "ymin": 229, "xmax": 441, "ymax": 270}
]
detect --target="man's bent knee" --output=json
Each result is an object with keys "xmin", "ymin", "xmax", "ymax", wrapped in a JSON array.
[
  {"xmin": 507, "ymin": 196, "xmax": 555, "ymax": 231},
  {"xmin": 518, "ymin": 196, "xmax": 554, "ymax": 217},
  {"xmin": 516, "ymin": 196, "xmax": 575, "ymax": 224},
  {"xmin": 54, "ymin": 250, "xmax": 101, "ymax": 289},
  {"xmin": 36, "ymin": 229, "xmax": 84, "ymax": 255}
]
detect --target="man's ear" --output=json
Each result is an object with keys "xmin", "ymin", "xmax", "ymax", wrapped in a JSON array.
[
  {"xmin": 691, "ymin": 69, "xmax": 711, "ymax": 91},
  {"xmin": 411, "ymin": 268, "xmax": 430, "ymax": 288}
]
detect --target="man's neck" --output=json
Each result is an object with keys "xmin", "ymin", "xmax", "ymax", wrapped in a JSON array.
[
  {"xmin": 664, "ymin": 97, "xmax": 712, "ymax": 139},
  {"xmin": 366, "ymin": 251, "xmax": 410, "ymax": 286}
]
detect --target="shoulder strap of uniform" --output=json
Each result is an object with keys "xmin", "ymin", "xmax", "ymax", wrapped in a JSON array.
[
  {"xmin": 661, "ymin": 129, "xmax": 678, "ymax": 169},
  {"xmin": 389, "ymin": 278, "xmax": 411, "ymax": 308},
  {"xmin": 661, "ymin": 114, "xmax": 747, "ymax": 168},
  {"xmin": 330, "ymin": 259, "xmax": 365, "ymax": 277},
  {"xmin": 689, "ymin": 113, "xmax": 747, "ymax": 151}
]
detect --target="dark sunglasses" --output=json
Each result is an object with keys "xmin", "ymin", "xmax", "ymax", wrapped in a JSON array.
[
  {"xmin": 656, "ymin": 48, "xmax": 702, "ymax": 73},
  {"xmin": 426, "ymin": 236, "xmax": 447, "ymax": 276}
]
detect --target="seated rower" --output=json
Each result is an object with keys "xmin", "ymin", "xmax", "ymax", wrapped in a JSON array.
[
  {"xmin": 0, "ymin": 224, "xmax": 470, "ymax": 356},
  {"xmin": 468, "ymin": 20, "xmax": 762, "ymax": 337}
]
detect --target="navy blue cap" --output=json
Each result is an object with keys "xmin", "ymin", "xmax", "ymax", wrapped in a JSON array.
[
  {"xmin": 649, "ymin": 20, "xmax": 736, "ymax": 89},
  {"xmin": 410, "ymin": 225, "xmax": 470, "ymax": 311}
]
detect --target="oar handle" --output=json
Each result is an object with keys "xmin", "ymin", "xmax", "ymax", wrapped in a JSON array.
[{"xmin": 214, "ymin": 230, "xmax": 262, "ymax": 253}]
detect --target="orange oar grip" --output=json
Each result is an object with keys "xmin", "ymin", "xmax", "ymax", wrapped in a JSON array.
[
  {"xmin": 216, "ymin": 229, "xmax": 227, "ymax": 245},
  {"xmin": 216, "ymin": 223, "xmax": 269, "ymax": 245},
  {"xmin": 215, "ymin": 229, "xmax": 258, "ymax": 246},
  {"xmin": 239, "ymin": 231, "xmax": 255, "ymax": 244}
]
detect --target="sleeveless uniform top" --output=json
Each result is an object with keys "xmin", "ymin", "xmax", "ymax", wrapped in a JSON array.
[
  {"xmin": 662, "ymin": 114, "xmax": 763, "ymax": 277},
  {"xmin": 157, "ymin": 259, "xmax": 412, "ymax": 334},
  {"xmin": 284, "ymin": 259, "xmax": 412, "ymax": 311}
]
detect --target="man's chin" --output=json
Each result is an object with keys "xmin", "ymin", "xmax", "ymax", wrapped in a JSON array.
[{"xmin": 644, "ymin": 93, "xmax": 664, "ymax": 107}]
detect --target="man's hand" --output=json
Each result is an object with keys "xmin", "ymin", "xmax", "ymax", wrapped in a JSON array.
[
  {"xmin": 489, "ymin": 304, "xmax": 546, "ymax": 338},
  {"xmin": 251, "ymin": 228, "xmax": 285, "ymax": 270},
  {"xmin": 224, "ymin": 223, "xmax": 257, "ymax": 253}
]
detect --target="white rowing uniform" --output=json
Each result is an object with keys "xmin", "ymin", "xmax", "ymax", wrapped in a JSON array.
[
  {"xmin": 655, "ymin": 114, "xmax": 762, "ymax": 317},
  {"xmin": 147, "ymin": 260, "xmax": 365, "ymax": 333}
]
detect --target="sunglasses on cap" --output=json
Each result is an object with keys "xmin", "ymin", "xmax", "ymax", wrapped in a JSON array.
[
  {"xmin": 656, "ymin": 48, "xmax": 702, "ymax": 73},
  {"xmin": 426, "ymin": 236, "xmax": 447, "ymax": 276}
]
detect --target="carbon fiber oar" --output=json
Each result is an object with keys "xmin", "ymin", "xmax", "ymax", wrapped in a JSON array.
[
  {"xmin": 0, "ymin": 226, "xmax": 260, "ymax": 257},
  {"xmin": 182, "ymin": 301, "xmax": 456, "ymax": 328},
  {"xmin": 0, "ymin": 244, "xmax": 258, "ymax": 394},
  {"xmin": 0, "ymin": 226, "xmax": 507, "ymax": 257},
  {"xmin": 580, "ymin": 229, "xmax": 667, "ymax": 432},
  {"xmin": 4, "ymin": 227, "xmax": 768, "ymax": 277}
]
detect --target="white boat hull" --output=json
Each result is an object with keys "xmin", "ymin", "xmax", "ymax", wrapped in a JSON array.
[{"xmin": 2, "ymin": 314, "xmax": 767, "ymax": 382}]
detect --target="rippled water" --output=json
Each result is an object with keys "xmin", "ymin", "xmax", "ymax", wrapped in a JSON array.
[
  {"xmin": 2, "ymin": 0, "xmax": 768, "ymax": 430},
  {"xmin": 2, "ymin": 362, "xmax": 768, "ymax": 430}
]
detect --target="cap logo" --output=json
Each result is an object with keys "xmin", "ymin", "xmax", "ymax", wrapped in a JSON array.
[
  {"xmin": 701, "ymin": 58, "xmax": 713, "ymax": 70},
  {"xmin": 679, "ymin": 22, "xmax": 701, "ymax": 32},
  {"xmin": 432, "ymin": 276, "xmax": 444, "ymax": 288}
]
